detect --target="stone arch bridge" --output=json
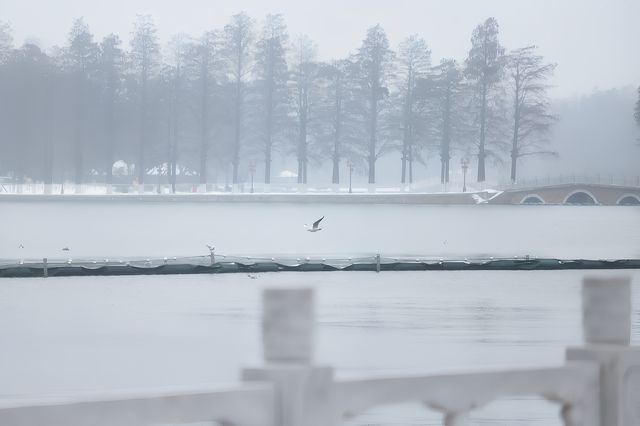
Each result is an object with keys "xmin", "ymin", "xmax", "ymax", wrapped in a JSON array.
[{"xmin": 490, "ymin": 183, "xmax": 640, "ymax": 205}]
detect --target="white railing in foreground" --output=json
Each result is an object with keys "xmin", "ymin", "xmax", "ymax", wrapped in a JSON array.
[
  {"xmin": 0, "ymin": 386, "xmax": 275, "ymax": 426},
  {"xmin": 0, "ymin": 276, "xmax": 635, "ymax": 425}
]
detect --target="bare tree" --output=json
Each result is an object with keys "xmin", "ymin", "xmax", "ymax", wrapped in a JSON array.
[
  {"xmin": 130, "ymin": 15, "xmax": 160, "ymax": 185},
  {"xmin": 223, "ymin": 12, "xmax": 254, "ymax": 186},
  {"xmin": 397, "ymin": 35, "xmax": 430, "ymax": 184},
  {"xmin": 290, "ymin": 35, "xmax": 320, "ymax": 184},
  {"xmin": 506, "ymin": 45, "xmax": 557, "ymax": 182},
  {"xmin": 422, "ymin": 59, "xmax": 470, "ymax": 183},
  {"xmin": 465, "ymin": 17, "xmax": 505, "ymax": 182},
  {"xmin": 322, "ymin": 59, "xmax": 355, "ymax": 184}
]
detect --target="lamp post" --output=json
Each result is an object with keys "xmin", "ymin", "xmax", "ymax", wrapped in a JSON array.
[
  {"xmin": 460, "ymin": 158, "xmax": 469, "ymax": 193},
  {"xmin": 347, "ymin": 160, "xmax": 354, "ymax": 194},
  {"xmin": 249, "ymin": 161, "xmax": 256, "ymax": 194}
]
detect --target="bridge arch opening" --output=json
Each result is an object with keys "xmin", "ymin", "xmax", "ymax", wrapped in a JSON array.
[
  {"xmin": 617, "ymin": 194, "xmax": 640, "ymax": 205},
  {"xmin": 564, "ymin": 190, "xmax": 597, "ymax": 205},
  {"xmin": 520, "ymin": 194, "xmax": 545, "ymax": 204}
]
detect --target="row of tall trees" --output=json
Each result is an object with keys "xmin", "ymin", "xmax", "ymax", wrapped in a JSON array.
[{"xmin": 0, "ymin": 14, "xmax": 557, "ymax": 188}]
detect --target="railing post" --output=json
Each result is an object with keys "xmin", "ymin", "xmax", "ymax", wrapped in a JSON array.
[
  {"xmin": 243, "ymin": 288, "xmax": 338, "ymax": 426},
  {"xmin": 567, "ymin": 276, "xmax": 640, "ymax": 426},
  {"xmin": 43, "ymin": 258, "xmax": 48, "ymax": 278},
  {"xmin": 444, "ymin": 412, "xmax": 469, "ymax": 425}
]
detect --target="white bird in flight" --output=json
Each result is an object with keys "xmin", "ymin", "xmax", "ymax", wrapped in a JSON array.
[{"xmin": 305, "ymin": 216, "xmax": 324, "ymax": 232}]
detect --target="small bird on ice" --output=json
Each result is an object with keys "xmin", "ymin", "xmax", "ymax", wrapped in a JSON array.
[{"xmin": 305, "ymin": 216, "xmax": 324, "ymax": 232}]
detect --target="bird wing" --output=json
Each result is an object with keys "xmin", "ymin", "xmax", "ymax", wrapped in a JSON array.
[{"xmin": 312, "ymin": 216, "xmax": 324, "ymax": 229}]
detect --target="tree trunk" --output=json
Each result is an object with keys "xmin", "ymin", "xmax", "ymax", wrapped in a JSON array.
[
  {"xmin": 510, "ymin": 80, "xmax": 520, "ymax": 183},
  {"xmin": 477, "ymin": 81, "xmax": 487, "ymax": 182},
  {"xmin": 138, "ymin": 68, "xmax": 147, "ymax": 185},
  {"xmin": 199, "ymin": 68, "xmax": 209, "ymax": 186},
  {"xmin": 44, "ymin": 85, "xmax": 54, "ymax": 189},
  {"xmin": 232, "ymin": 74, "xmax": 242, "ymax": 185},
  {"xmin": 368, "ymin": 90, "xmax": 377, "ymax": 184},
  {"xmin": 264, "ymin": 70, "xmax": 274, "ymax": 184},
  {"xmin": 332, "ymin": 80, "xmax": 342, "ymax": 185},
  {"xmin": 297, "ymin": 117, "xmax": 307, "ymax": 184},
  {"xmin": 74, "ymin": 75, "xmax": 85, "ymax": 186},
  {"xmin": 105, "ymin": 88, "xmax": 115, "ymax": 186}
]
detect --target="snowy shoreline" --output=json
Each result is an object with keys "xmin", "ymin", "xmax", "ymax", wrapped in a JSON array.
[{"xmin": 0, "ymin": 192, "xmax": 493, "ymax": 204}]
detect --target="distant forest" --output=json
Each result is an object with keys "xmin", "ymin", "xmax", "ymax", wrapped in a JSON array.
[{"xmin": 0, "ymin": 14, "xmax": 564, "ymax": 188}]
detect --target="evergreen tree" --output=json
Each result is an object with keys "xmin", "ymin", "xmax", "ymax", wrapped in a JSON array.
[
  {"xmin": 130, "ymin": 14, "xmax": 160, "ymax": 185},
  {"xmin": 255, "ymin": 14, "xmax": 288, "ymax": 184},
  {"xmin": 465, "ymin": 17, "xmax": 505, "ymax": 182},
  {"xmin": 223, "ymin": 12, "xmax": 254, "ymax": 186},
  {"xmin": 0, "ymin": 21, "xmax": 12, "ymax": 63},
  {"xmin": 98, "ymin": 34, "xmax": 123, "ymax": 186},
  {"xmin": 397, "ymin": 35, "xmax": 430, "ymax": 184},
  {"xmin": 66, "ymin": 18, "xmax": 98, "ymax": 187},
  {"xmin": 188, "ymin": 30, "xmax": 222, "ymax": 186},
  {"xmin": 355, "ymin": 24, "xmax": 394, "ymax": 184}
]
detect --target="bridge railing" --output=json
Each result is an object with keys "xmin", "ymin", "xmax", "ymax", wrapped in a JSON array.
[
  {"xmin": 500, "ymin": 174, "xmax": 640, "ymax": 190},
  {"xmin": 0, "ymin": 276, "xmax": 636, "ymax": 425}
]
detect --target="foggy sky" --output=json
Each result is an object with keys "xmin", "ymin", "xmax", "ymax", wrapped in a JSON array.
[{"xmin": 4, "ymin": 0, "xmax": 639, "ymax": 98}]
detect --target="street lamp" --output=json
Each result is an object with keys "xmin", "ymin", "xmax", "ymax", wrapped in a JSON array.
[
  {"xmin": 347, "ymin": 160, "xmax": 354, "ymax": 194},
  {"xmin": 249, "ymin": 161, "xmax": 256, "ymax": 194},
  {"xmin": 460, "ymin": 158, "xmax": 469, "ymax": 193}
]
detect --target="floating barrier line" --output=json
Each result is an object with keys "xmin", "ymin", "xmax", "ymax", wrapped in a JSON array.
[{"xmin": 0, "ymin": 255, "xmax": 638, "ymax": 278}]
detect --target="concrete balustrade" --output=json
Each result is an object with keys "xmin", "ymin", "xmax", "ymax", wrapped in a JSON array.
[
  {"xmin": 0, "ymin": 276, "xmax": 635, "ymax": 425},
  {"xmin": 0, "ymin": 386, "xmax": 276, "ymax": 426},
  {"xmin": 567, "ymin": 276, "xmax": 639, "ymax": 426}
]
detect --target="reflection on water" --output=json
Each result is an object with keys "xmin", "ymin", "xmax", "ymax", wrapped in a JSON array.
[{"xmin": 1, "ymin": 270, "xmax": 639, "ymax": 425}]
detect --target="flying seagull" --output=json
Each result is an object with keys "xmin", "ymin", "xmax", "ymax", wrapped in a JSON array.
[
  {"xmin": 305, "ymin": 216, "xmax": 324, "ymax": 233},
  {"xmin": 62, "ymin": 247, "xmax": 70, "ymax": 251},
  {"xmin": 18, "ymin": 244, "xmax": 24, "ymax": 249}
]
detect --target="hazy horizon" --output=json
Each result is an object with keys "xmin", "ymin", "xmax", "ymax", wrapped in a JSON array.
[{"xmin": 4, "ymin": 0, "xmax": 640, "ymax": 98}]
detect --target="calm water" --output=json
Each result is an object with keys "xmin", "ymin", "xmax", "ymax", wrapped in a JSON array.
[{"xmin": 0, "ymin": 201, "xmax": 639, "ymax": 425}]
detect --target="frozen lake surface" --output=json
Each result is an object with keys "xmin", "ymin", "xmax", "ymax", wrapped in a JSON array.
[
  {"xmin": 0, "ymin": 201, "xmax": 639, "ymax": 260},
  {"xmin": 0, "ymin": 201, "xmax": 639, "ymax": 424}
]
